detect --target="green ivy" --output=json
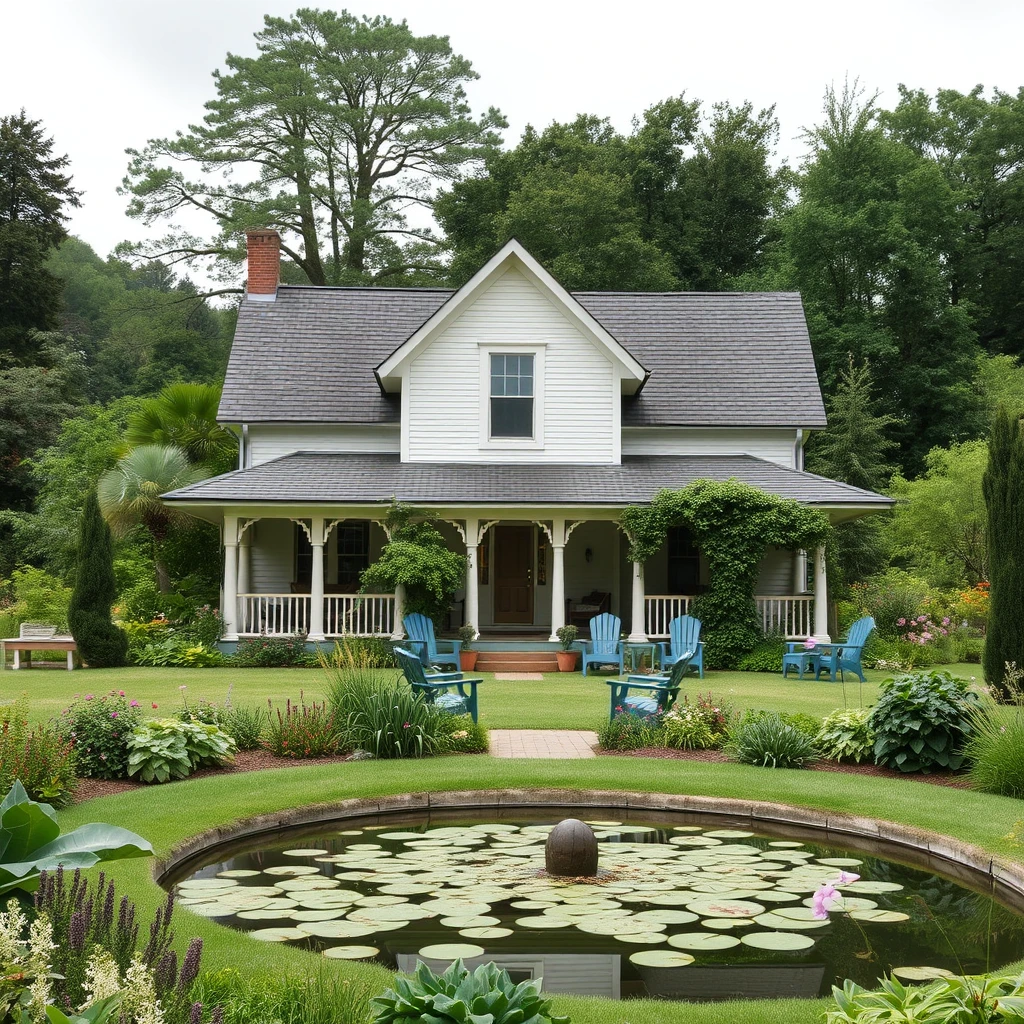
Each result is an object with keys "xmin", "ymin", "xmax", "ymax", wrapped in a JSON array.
[
  {"xmin": 361, "ymin": 501, "xmax": 466, "ymax": 625},
  {"xmin": 621, "ymin": 481, "xmax": 830, "ymax": 667}
]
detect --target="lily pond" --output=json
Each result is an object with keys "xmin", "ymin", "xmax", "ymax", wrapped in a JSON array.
[{"xmin": 171, "ymin": 811, "xmax": 1024, "ymax": 1001}]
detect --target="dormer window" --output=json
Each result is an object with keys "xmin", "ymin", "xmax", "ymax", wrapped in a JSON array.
[{"xmin": 490, "ymin": 353, "xmax": 534, "ymax": 438}]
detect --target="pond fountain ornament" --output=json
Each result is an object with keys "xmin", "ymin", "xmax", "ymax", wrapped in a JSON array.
[{"xmin": 544, "ymin": 818, "xmax": 599, "ymax": 877}]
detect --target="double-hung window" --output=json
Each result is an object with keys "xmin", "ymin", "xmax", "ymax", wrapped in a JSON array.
[{"xmin": 489, "ymin": 353, "xmax": 534, "ymax": 438}]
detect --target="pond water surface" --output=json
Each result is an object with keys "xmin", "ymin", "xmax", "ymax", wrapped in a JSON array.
[{"xmin": 169, "ymin": 809, "xmax": 1024, "ymax": 1001}]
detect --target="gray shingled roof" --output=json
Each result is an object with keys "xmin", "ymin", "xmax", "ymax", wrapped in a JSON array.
[
  {"xmin": 164, "ymin": 453, "xmax": 889, "ymax": 507},
  {"xmin": 219, "ymin": 286, "xmax": 826, "ymax": 428}
]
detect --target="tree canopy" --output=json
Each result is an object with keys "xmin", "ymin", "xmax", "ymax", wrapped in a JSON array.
[{"xmin": 120, "ymin": 8, "xmax": 506, "ymax": 285}]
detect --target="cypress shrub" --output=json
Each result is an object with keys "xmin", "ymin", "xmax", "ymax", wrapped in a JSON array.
[
  {"xmin": 68, "ymin": 490, "xmax": 128, "ymax": 667},
  {"xmin": 982, "ymin": 409, "xmax": 1024, "ymax": 698}
]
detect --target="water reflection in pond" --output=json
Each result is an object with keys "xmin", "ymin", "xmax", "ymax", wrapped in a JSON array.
[{"xmin": 170, "ymin": 812, "xmax": 1024, "ymax": 1002}]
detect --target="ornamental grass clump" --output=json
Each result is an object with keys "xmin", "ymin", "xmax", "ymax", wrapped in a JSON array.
[
  {"xmin": 371, "ymin": 959, "xmax": 569, "ymax": 1024},
  {"xmin": 728, "ymin": 712, "xmax": 818, "ymax": 769},
  {"xmin": 868, "ymin": 670, "xmax": 982, "ymax": 773},
  {"xmin": 816, "ymin": 707, "xmax": 875, "ymax": 764},
  {"xmin": 966, "ymin": 663, "xmax": 1024, "ymax": 798},
  {"xmin": 662, "ymin": 693, "xmax": 732, "ymax": 750},
  {"xmin": 264, "ymin": 695, "xmax": 341, "ymax": 758}
]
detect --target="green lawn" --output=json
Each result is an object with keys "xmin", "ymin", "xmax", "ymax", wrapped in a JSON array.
[{"xmin": 5, "ymin": 662, "xmax": 982, "ymax": 730}]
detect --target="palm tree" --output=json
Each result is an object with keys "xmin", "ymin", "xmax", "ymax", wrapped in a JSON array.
[
  {"xmin": 97, "ymin": 444, "xmax": 205, "ymax": 591},
  {"xmin": 124, "ymin": 383, "xmax": 237, "ymax": 474}
]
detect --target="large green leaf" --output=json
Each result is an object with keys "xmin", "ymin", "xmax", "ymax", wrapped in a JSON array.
[{"xmin": 0, "ymin": 787, "xmax": 61, "ymax": 863}]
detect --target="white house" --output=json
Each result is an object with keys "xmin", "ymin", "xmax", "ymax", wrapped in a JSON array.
[{"xmin": 162, "ymin": 231, "xmax": 891, "ymax": 648}]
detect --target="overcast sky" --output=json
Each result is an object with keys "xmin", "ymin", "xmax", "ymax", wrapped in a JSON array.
[{"xmin": 4, "ymin": 0, "xmax": 1024, "ymax": 267}]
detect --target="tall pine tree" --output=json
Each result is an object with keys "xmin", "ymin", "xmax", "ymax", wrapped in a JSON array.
[
  {"xmin": 982, "ymin": 408, "xmax": 1024, "ymax": 697},
  {"xmin": 68, "ymin": 490, "xmax": 128, "ymax": 667}
]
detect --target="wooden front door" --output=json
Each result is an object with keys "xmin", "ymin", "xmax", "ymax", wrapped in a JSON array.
[{"xmin": 493, "ymin": 525, "xmax": 534, "ymax": 624}]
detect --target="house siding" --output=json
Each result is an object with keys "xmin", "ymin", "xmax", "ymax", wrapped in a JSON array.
[
  {"xmin": 248, "ymin": 424, "xmax": 400, "ymax": 466},
  {"xmin": 622, "ymin": 427, "xmax": 796, "ymax": 467},
  {"xmin": 405, "ymin": 266, "xmax": 617, "ymax": 463}
]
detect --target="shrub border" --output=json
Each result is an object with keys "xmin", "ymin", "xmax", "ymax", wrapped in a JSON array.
[{"xmin": 155, "ymin": 787, "xmax": 1024, "ymax": 909}]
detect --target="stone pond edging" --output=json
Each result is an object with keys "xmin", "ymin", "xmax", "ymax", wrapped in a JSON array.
[{"xmin": 155, "ymin": 788, "xmax": 1024, "ymax": 908}]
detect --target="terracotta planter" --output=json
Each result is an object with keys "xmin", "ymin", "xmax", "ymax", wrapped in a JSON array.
[
  {"xmin": 556, "ymin": 650, "xmax": 579, "ymax": 672},
  {"xmin": 460, "ymin": 651, "xmax": 479, "ymax": 671}
]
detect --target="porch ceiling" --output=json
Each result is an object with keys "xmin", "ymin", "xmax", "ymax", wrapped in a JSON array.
[{"xmin": 162, "ymin": 452, "xmax": 892, "ymax": 515}]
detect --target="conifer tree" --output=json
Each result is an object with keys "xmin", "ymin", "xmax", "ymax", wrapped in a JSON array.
[
  {"xmin": 68, "ymin": 490, "xmax": 128, "ymax": 667},
  {"xmin": 982, "ymin": 408, "xmax": 1024, "ymax": 697}
]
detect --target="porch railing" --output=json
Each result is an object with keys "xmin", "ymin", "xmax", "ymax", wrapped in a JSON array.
[
  {"xmin": 236, "ymin": 594, "xmax": 395, "ymax": 638},
  {"xmin": 645, "ymin": 595, "xmax": 814, "ymax": 640}
]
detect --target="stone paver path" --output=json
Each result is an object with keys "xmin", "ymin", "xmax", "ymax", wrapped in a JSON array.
[{"xmin": 489, "ymin": 729, "xmax": 599, "ymax": 759}]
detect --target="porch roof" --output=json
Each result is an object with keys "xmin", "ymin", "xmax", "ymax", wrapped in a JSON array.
[{"xmin": 162, "ymin": 452, "xmax": 892, "ymax": 510}]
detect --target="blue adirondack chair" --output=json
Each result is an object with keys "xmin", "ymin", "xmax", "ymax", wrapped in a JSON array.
[
  {"xmin": 402, "ymin": 612, "xmax": 462, "ymax": 672},
  {"xmin": 581, "ymin": 613, "xmax": 625, "ymax": 676},
  {"xmin": 811, "ymin": 615, "xmax": 876, "ymax": 683},
  {"xmin": 607, "ymin": 651, "xmax": 695, "ymax": 719},
  {"xmin": 657, "ymin": 615, "xmax": 705, "ymax": 679},
  {"xmin": 393, "ymin": 646, "xmax": 481, "ymax": 723}
]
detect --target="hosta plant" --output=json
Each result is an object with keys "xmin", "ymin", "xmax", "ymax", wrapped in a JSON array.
[
  {"xmin": 817, "ymin": 707, "xmax": 875, "ymax": 763},
  {"xmin": 371, "ymin": 959, "xmax": 570, "ymax": 1024},
  {"xmin": 127, "ymin": 719, "xmax": 236, "ymax": 783},
  {"xmin": 0, "ymin": 781, "xmax": 152, "ymax": 895},
  {"xmin": 869, "ymin": 670, "xmax": 982, "ymax": 773}
]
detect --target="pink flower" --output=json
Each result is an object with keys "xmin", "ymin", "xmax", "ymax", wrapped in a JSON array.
[
  {"xmin": 918, "ymin": 615, "xmax": 927, "ymax": 623},
  {"xmin": 831, "ymin": 871, "xmax": 860, "ymax": 885},
  {"xmin": 403, "ymin": 722, "xmax": 410, "ymax": 729},
  {"xmin": 130, "ymin": 700, "xmax": 139, "ymax": 707},
  {"xmin": 118, "ymin": 690, "xmax": 125, "ymax": 697},
  {"xmin": 896, "ymin": 618, "xmax": 906, "ymax": 626},
  {"xmin": 152, "ymin": 702, "xmax": 159, "ymax": 709},
  {"xmin": 942, "ymin": 617, "xmax": 950, "ymax": 626},
  {"xmin": 111, "ymin": 712, "xmax": 118, "ymax": 719},
  {"xmin": 803, "ymin": 637, "xmax": 817, "ymax": 650},
  {"xmin": 812, "ymin": 883, "xmax": 838, "ymax": 919},
  {"xmin": 85, "ymin": 694, "xmax": 94, "ymax": 701}
]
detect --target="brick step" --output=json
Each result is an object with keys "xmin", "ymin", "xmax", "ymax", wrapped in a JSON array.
[{"xmin": 475, "ymin": 653, "xmax": 559, "ymax": 672}]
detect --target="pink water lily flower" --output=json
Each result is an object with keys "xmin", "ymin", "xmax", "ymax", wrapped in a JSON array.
[
  {"xmin": 831, "ymin": 871, "xmax": 860, "ymax": 885},
  {"xmin": 812, "ymin": 883, "xmax": 838, "ymax": 919}
]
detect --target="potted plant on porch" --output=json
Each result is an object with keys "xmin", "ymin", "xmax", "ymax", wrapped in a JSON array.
[
  {"xmin": 458, "ymin": 624, "xmax": 479, "ymax": 671},
  {"xmin": 555, "ymin": 624, "xmax": 580, "ymax": 672}
]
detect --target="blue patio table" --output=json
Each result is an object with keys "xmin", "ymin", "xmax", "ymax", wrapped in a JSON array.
[
  {"xmin": 781, "ymin": 645, "xmax": 822, "ymax": 680},
  {"xmin": 624, "ymin": 642, "xmax": 659, "ymax": 673}
]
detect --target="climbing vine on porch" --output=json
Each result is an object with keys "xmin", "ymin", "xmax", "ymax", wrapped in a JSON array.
[
  {"xmin": 621, "ymin": 481, "xmax": 831, "ymax": 668},
  {"xmin": 360, "ymin": 501, "xmax": 466, "ymax": 626}
]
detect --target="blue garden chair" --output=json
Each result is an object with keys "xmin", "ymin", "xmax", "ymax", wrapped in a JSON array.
[
  {"xmin": 657, "ymin": 615, "xmax": 705, "ymax": 679},
  {"xmin": 581, "ymin": 613, "xmax": 625, "ymax": 676},
  {"xmin": 809, "ymin": 615, "xmax": 876, "ymax": 683},
  {"xmin": 393, "ymin": 646, "xmax": 481, "ymax": 723},
  {"xmin": 403, "ymin": 612, "xmax": 461, "ymax": 672},
  {"xmin": 607, "ymin": 651, "xmax": 695, "ymax": 720}
]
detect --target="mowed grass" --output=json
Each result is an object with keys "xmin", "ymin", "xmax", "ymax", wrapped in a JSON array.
[{"xmin": 3, "ymin": 662, "xmax": 982, "ymax": 730}]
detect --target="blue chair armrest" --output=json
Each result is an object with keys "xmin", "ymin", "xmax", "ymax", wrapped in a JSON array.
[
  {"xmin": 454, "ymin": 677, "xmax": 483, "ymax": 698},
  {"xmin": 427, "ymin": 671, "xmax": 463, "ymax": 681},
  {"xmin": 608, "ymin": 679, "xmax": 673, "ymax": 694},
  {"xmin": 625, "ymin": 673, "xmax": 667, "ymax": 683}
]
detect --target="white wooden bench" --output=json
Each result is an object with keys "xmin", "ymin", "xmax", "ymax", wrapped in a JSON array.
[{"xmin": 0, "ymin": 624, "xmax": 78, "ymax": 670}]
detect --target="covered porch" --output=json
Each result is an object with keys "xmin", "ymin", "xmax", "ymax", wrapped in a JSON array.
[{"xmin": 218, "ymin": 510, "xmax": 827, "ymax": 644}]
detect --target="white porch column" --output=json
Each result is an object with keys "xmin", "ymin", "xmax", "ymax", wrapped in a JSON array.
[
  {"xmin": 391, "ymin": 584, "xmax": 406, "ymax": 640},
  {"xmin": 464, "ymin": 517, "xmax": 480, "ymax": 635},
  {"xmin": 548, "ymin": 517, "xmax": 566, "ymax": 642},
  {"xmin": 792, "ymin": 549, "xmax": 807, "ymax": 594},
  {"xmin": 237, "ymin": 530, "xmax": 251, "ymax": 597},
  {"xmin": 309, "ymin": 516, "xmax": 325, "ymax": 641},
  {"xmin": 628, "ymin": 559, "xmax": 648, "ymax": 643},
  {"xmin": 812, "ymin": 544, "xmax": 830, "ymax": 642},
  {"xmin": 222, "ymin": 515, "xmax": 239, "ymax": 641}
]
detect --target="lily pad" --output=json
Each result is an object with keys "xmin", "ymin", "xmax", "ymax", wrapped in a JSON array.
[
  {"xmin": 849, "ymin": 909, "xmax": 910, "ymax": 923},
  {"xmin": 295, "ymin": 920, "xmax": 378, "ymax": 938},
  {"xmin": 514, "ymin": 916, "xmax": 572, "ymax": 929},
  {"xmin": 752, "ymin": 912, "xmax": 829, "ymax": 931},
  {"xmin": 247, "ymin": 927, "xmax": 308, "ymax": 942},
  {"xmin": 667, "ymin": 932, "xmax": 740, "ymax": 951},
  {"xmin": 322, "ymin": 945, "xmax": 379, "ymax": 959},
  {"xmin": 704, "ymin": 830, "xmax": 755, "ymax": 839},
  {"xmin": 418, "ymin": 943, "xmax": 485, "ymax": 960},
  {"xmin": 629, "ymin": 949, "xmax": 695, "ymax": 967},
  {"xmin": 703, "ymin": 918, "xmax": 756, "ymax": 930},
  {"xmin": 844, "ymin": 881, "xmax": 905, "ymax": 894},
  {"xmin": 459, "ymin": 927, "xmax": 514, "ymax": 939},
  {"xmin": 741, "ymin": 931, "xmax": 816, "ymax": 951},
  {"xmin": 892, "ymin": 966, "xmax": 957, "ymax": 982},
  {"xmin": 686, "ymin": 899, "xmax": 765, "ymax": 918},
  {"xmin": 633, "ymin": 910, "xmax": 698, "ymax": 925},
  {"xmin": 615, "ymin": 932, "xmax": 669, "ymax": 944},
  {"xmin": 282, "ymin": 849, "xmax": 329, "ymax": 857},
  {"xmin": 217, "ymin": 869, "xmax": 261, "ymax": 878},
  {"xmin": 236, "ymin": 909, "xmax": 296, "ymax": 921},
  {"xmin": 440, "ymin": 916, "xmax": 501, "ymax": 928}
]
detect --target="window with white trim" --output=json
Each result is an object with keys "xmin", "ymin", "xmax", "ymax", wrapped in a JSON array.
[{"xmin": 489, "ymin": 353, "xmax": 534, "ymax": 438}]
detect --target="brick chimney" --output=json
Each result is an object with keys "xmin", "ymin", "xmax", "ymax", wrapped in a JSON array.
[{"xmin": 245, "ymin": 229, "xmax": 280, "ymax": 300}]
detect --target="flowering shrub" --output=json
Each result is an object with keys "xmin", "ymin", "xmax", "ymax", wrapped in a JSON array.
[
  {"xmin": 436, "ymin": 714, "xmax": 489, "ymax": 754},
  {"xmin": 264, "ymin": 695, "xmax": 342, "ymax": 758},
  {"xmin": 598, "ymin": 711, "xmax": 664, "ymax": 751},
  {"xmin": 0, "ymin": 697, "xmax": 77, "ymax": 806},
  {"xmin": 233, "ymin": 634, "xmax": 309, "ymax": 668},
  {"xmin": 662, "ymin": 693, "xmax": 732, "ymax": 750},
  {"xmin": 57, "ymin": 692, "xmax": 144, "ymax": 779}
]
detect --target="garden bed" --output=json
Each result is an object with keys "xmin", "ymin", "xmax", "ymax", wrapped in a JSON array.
[{"xmin": 599, "ymin": 746, "xmax": 972, "ymax": 787}]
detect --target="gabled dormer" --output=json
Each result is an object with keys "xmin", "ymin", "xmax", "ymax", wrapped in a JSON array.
[{"xmin": 375, "ymin": 240, "xmax": 648, "ymax": 464}]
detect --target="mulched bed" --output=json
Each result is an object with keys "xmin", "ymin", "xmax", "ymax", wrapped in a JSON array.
[
  {"xmin": 599, "ymin": 746, "xmax": 971, "ymax": 788},
  {"xmin": 71, "ymin": 748, "xmax": 356, "ymax": 804}
]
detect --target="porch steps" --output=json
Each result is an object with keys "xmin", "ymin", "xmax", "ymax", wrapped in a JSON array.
[{"xmin": 474, "ymin": 650, "xmax": 559, "ymax": 673}]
